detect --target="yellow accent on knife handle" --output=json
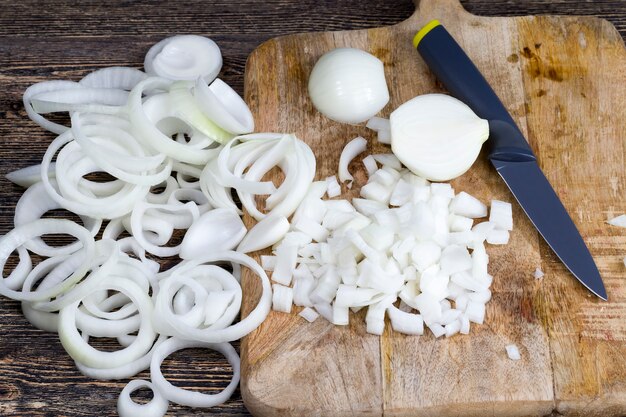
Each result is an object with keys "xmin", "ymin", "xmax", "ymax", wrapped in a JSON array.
[{"xmin": 413, "ymin": 20, "xmax": 441, "ymax": 49}]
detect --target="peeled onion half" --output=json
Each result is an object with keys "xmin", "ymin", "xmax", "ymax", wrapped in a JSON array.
[{"xmin": 390, "ymin": 94, "xmax": 489, "ymax": 181}]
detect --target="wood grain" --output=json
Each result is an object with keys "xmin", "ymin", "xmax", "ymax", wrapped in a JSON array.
[
  {"xmin": 0, "ymin": 1, "xmax": 624, "ymax": 416},
  {"xmin": 240, "ymin": 0, "xmax": 626, "ymax": 416}
]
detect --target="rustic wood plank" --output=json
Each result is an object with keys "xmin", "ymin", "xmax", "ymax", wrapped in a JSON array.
[
  {"xmin": 0, "ymin": 1, "xmax": 624, "ymax": 416},
  {"xmin": 516, "ymin": 14, "xmax": 626, "ymax": 416}
]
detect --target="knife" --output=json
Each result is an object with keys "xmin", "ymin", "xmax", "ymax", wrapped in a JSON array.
[{"xmin": 412, "ymin": 20, "xmax": 607, "ymax": 300}]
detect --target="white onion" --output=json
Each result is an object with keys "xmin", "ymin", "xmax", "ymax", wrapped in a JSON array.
[
  {"xmin": 237, "ymin": 215, "xmax": 289, "ymax": 254},
  {"xmin": 486, "ymin": 229, "xmax": 510, "ymax": 245},
  {"xmin": 505, "ymin": 344, "xmax": 522, "ymax": 360},
  {"xmin": 608, "ymin": 214, "xmax": 626, "ymax": 228},
  {"xmin": 264, "ymin": 150, "xmax": 511, "ymax": 338},
  {"xmin": 308, "ymin": 48, "xmax": 389, "ymax": 124},
  {"xmin": 450, "ymin": 192, "xmax": 488, "ymax": 218},
  {"xmin": 14, "ymin": 180, "xmax": 101, "ymax": 256},
  {"xmin": 194, "ymin": 78, "xmax": 254, "ymax": 134},
  {"xmin": 366, "ymin": 117, "xmax": 391, "ymax": 145},
  {"xmin": 58, "ymin": 276, "xmax": 157, "ymax": 369},
  {"xmin": 325, "ymin": 175, "xmax": 341, "ymax": 198},
  {"xmin": 298, "ymin": 307, "xmax": 319, "ymax": 323},
  {"xmin": 179, "ymin": 208, "xmax": 246, "ymax": 259},
  {"xmin": 80, "ymin": 67, "xmax": 147, "ymax": 90},
  {"xmin": 118, "ymin": 379, "xmax": 169, "ymax": 417},
  {"xmin": 489, "ymin": 200, "xmax": 513, "ymax": 231},
  {"xmin": 6, "ymin": 163, "xmax": 56, "ymax": 187},
  {"xmin": 272, "ymin": 284, "xmax": 293, "ymax": 313},
  {"xmin": 338, "ymin": 136, "xmax": 367, "ymax": 184},
  {"xmin": 362, "ymin": 155, "xmax": 378, "ymax": 177},
  {"xmin": 210, "ymin": 133, "xmax": 315, "ymax": 221},
  {"xmin": 150, "ymin": 338, "xmax": 239, "ymax": 407},
  {"xmin": 390, "ymin": 94, "xmax": 489, "ymax": 181}
]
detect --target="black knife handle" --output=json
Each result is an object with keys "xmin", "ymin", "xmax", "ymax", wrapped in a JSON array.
[{"xmin": 414, "ymin": 21, "xmax": 536, "ymax": 162}]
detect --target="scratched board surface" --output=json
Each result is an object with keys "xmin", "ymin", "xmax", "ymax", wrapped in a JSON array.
[{"xmin": 239, "ymin": 0, "xmax": 626, "ymax": 416}]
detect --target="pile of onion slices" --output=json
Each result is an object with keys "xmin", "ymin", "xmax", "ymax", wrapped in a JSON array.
[{"xmin": 2, "ymin": 35, "xmax": 315, "ymax": 416}]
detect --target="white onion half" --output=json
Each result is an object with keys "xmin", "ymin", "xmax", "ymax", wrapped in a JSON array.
[{"xmin": 390, "ymin": 94, "xmax": 489, "ymax": 181}]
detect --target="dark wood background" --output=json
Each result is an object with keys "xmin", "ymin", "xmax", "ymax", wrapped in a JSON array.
[{"xmin": 0, "ymin": 1, "xmax": 624, "ymax": 416}]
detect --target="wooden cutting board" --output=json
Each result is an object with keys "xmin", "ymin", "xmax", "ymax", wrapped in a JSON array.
[{"xmin": 239, "ymin": 0, "xmax": 626, "ymax": 416}]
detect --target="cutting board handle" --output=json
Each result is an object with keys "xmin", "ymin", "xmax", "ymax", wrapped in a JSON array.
[{"xmin": 402, "ymin": 0, "xmax": 471, "ymax": 28}]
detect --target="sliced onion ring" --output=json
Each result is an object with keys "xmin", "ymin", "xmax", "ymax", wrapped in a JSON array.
[
  {"xmin": 14, "ymin": 180, "xmax": 101, "ymax": 256},
  {"xmin": 118, "ymin": 379, "xmax": 169, "ymax": 417},
  {"xmin": 153, "ymin": 251, "xmax": 271, "ymax": 343},
  {"xmin": 150, "ymin": 337, "xmax": 239, "ymax": 407},
  {"xmin": 0, "ymin": 219, "xmax": 95, "ymax": 301},
  {"xmin": 58, "ymin": 275, "xmax": 157, "ymax": 369}
]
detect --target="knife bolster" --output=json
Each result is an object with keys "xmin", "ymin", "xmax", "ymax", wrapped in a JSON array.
[{"xmin": 488, "ymin": 120, "xmax": 536, "ymax": 162}]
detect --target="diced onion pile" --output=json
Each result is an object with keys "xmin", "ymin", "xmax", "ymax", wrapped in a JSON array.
[
  {"xmin": 264, "ymin": 143, "xmax": 514, "ymax": 338},
  {"xmin": 1, "ymin": 35, "xmax": 315, "ymax": 417}
]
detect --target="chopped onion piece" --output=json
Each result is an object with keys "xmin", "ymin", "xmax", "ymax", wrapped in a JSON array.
[
  {"xmin": 444, "ymin": 319, "xmax": 461, "ymax": 337},
  {"xmin": 440, "ymin": 245, "xmax": 472, "ymax": 275},
  {"xmin": 534, "ymin": 267, "xmax": 545, "ymax": 280},
  {"xmin": 313, "ymin": 302, "xmax": 333, "ymax": 323},
  {"xmin": 428, "ymin": 323, "xmax": 446, "ymax": 338},
  {"xmin": 449, "ymin": 214, "xmax": 473, "ymax": 232},
  {"xmin": 272, "ymin": 284, "xmax": 293, "ymax": 313},
  {"xmin": 293, "ymin": 274, "xmax": 315, "ymax": 307},
  {"xmin": 486, "ymin": 229, "xmax": 510, "ymax": 245},
  {"xmin": 298, "ymin": 307, "xmax": 319, "ymax": 323},
  {"xmin": 362, "ymin": 155, "xmax": 378, "ymax": 177},
  {"xmin": 411, "ymin": 241, "xmax": 441, "ymax": 272},
  {"xmin": 360, "ymin": 181, "xmax": 391, "ymax": 204},
  {"xmin": 465, "ymin": 300, "xmax": 486, "ymax": 324},
  {"xmin": 237, "ymin": 216, "xmax": 289, "ymax": 254},
  {"xmin": 326, "ymin": 175, "xmax": 341, "ymax": 198},
  {"xmin": 261, "ymin": 255, "xmax": 276, "ymax": 271},
  {"xmin": 489, "ymin": 200, "xmax": 513, "ymax": 231},
  {"xmin": 372, "ymin": 153, "xmax": 401, "ymax": 170},
  {"xmin": 388, "ymin": 306, "xmax": 423, "ymax": 335},
  {"xmin": 272, "ymin": 245, "xmax": 298, "ymax": 286},
  {"xmin": 338, "ymin": 136, "xmax": 367, "ymax": 184},
  {"xmin": 377, "ymin": 130, "xmax": 391, "ymax": 145},
  {"xmin": 608, "ymin": 214, "xmax": 626, "ymax": 228},
  {"xmin": 505, "ymin": 344, "xmax": 522, "ymax": 361},
  {"xmin": 332, "ymin": 303, "xmax": 349, "ymax": 325},
  {"xmin": 366, "ymin": 116, "xmax": 390, "ymax": 132},
  {"xmin": 294, "ymin": 218, "xmax": 329, "ymax": 243},
  {"xmin": 194, "ymin": 78, "xmax": 254, "ymax": 134},
  {"xmin": 450, "ymin": 192, "xmax": 487, "ymax": 218}
]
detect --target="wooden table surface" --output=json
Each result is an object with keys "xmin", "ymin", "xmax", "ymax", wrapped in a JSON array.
[{"xmin": 0, "ymin": 1, "xmax": 624, "ymax": 416}]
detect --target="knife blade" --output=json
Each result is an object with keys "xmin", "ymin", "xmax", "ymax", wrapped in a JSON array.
[{"xmin": 412, "ymin": 20, "xmax": 607, "ymax": 300}]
